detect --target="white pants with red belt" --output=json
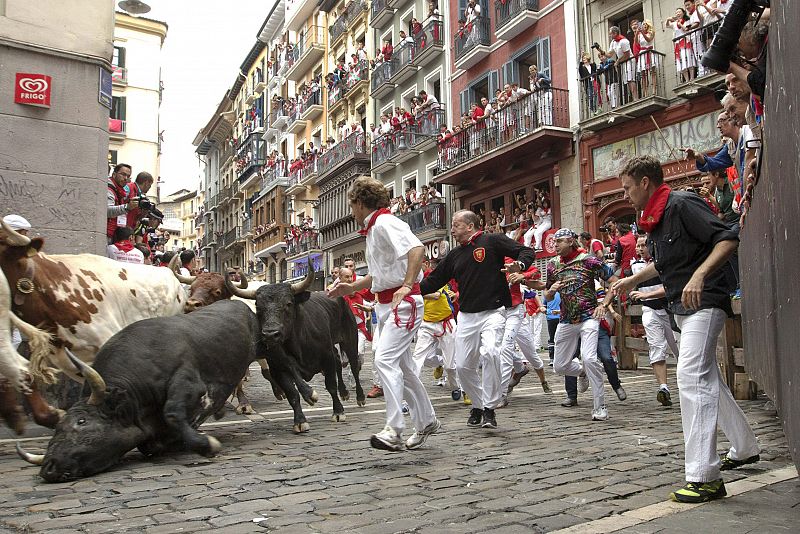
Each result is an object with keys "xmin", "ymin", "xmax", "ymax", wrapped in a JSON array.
[
  {"xmin": 373, "ymin": 296, "xmax": 435, "ymax": 435},
  {"xmin": 553, "ymin": 318, "xmax": 606, "ymax": 410},
  {"xmin": 675, "ymin": 308, "xmax": 759, "ymax": 482},
  {"xmin": 412, "ymin": 319, "xmax": 460, "ymax": 390},
  {"xmin": 641, "ymin": 306, "xmax": 679, "ymax": 364},
  {"xmin": 455, "ymin": 308, "xmax": 506, "ymax": 410}
]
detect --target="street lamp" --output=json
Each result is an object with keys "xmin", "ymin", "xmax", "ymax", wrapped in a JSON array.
[{"xmin": 118, "ymin": 1, "xmax": 151, "ymax": 15}]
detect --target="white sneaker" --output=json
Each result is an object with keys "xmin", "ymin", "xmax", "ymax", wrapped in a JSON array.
[
  {"xmin": 405, "ymin": 418, "xmax": 442, "ymax": 450},
  {"xmin": 592, "ymin": 405, "xmax": 609, "ymax": 421},
  {"xmin": 370, "ymin": 425, "xmax": 405, "ymax": 451},
  {"xmin": 578, "ymin": 374, "xmax": 590, "ymax": 393}
]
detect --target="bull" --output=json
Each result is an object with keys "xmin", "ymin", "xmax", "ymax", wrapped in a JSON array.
[
  {"xmin": 167, "ymin": 257, "xmax": 286, "ymax": 413},
  {"xmin": 226, "ymin": 265, "xmax": 366, "ymax": 433},
  {"xmin": 0, "ymin": 218, "xmax": 186, "ymax": 431},
  {"xmin": 16, "ymin": 299, "xmax": 262, "ymax": 482}
]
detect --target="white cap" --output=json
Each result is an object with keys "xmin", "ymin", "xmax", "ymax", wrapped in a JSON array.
[{"xmin": 3, "ymin": 214, "xmax": 31, "ymax": 231}]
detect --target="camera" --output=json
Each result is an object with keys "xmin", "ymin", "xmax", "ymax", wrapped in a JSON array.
[
  {"xmin": 591, "ymin": 42, "xmax": 600, "ymax": 50},
  {"xmin": 702, "ymin": 0, "xmax": 770, "ymax": 73},
  {"xmin": 134, "ymin": 194, "xmax": 165, "ymax": 220},
  {"xmin": 599, "ymin": 225, "xmax": 609, "ymax": 233}
]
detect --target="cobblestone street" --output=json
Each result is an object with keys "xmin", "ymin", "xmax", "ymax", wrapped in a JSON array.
[{"xmin": 0, "ymin": 356, "xmax": 795, "ymax": 533}]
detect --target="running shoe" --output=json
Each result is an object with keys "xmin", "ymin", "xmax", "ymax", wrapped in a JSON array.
[
  {"xmin": 467, "ymin": 408, "xmax": 483, "ymax": 427},
  {"xmin": 370, "ymin": 425, "xmax": 405, "ymax": 452},
  {"xmin": 433, "ymin": 366, "xmax": 444, "ymax": 380},
  {"xmin": 720, "ymin": 453, "xmax": 760, "ymax": 471},
  {"xmin": 561, "ymin": 397, "xmax": 577, "ymax": 407},
  {"xmin": 481, "ymin": 408, "xmax": 497, "ymax": 429},
  {"xmin": 401, "ymin": 401, "xmax": 410, "ymax": 415},
  {"xmin": 578, "ymin": 374, "xmax": 589, "ymax": 393},
  {"xmin": 451, "ymin": 388, "xmax": 462, "ymax": 401},
  {"xmin": 541, "ymin": 380, "xmax": 553, "ymax": 393},
  {"xmin": 508, "ymin": 366, "xmax": 530, "ymax": 389},
  {"xmin": 463, "ymin": 392, "xmax": 472, "ymax": 406},
  {"xmin": 591, "ymin": 405, "xmax": 608, "ymax": 421},
  {"xmin": 615, "ymin": 386, "xmax": 627, "ymax": 401},
  {"xmin": 669, "ymin": 479, "xmax": 726, "ymax": 503},
  {"xmin": 406, "ymin": 418, "xmax": 442, "ymax": 450},
  {"xmin": 657, "ymin": 388, "xmax": 672, "ymax": 406}
]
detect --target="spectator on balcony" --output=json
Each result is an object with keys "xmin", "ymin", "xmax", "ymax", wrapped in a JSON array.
[
  {"xmin": 579, "ymin": 52, "xmax": 600, "ymax": 114},
  {"xmin": 636, "ymin": 20, "xmax": 660, "ymax": 97},
  {"xmin": 469, "ymin": 101, "xmax": 485, "ymax": 156},
  {"xmin": 684, "ymin": 0, "xmax": 708, "ymax": 77},
  {"xmin": 356, "ymin": 40, "xmax": 368, "ymax": 63},
  {"xmin": 379, "ymin": 38, "xmax": 393, "ymax": 63},
  {"xmin": 607, "ymin": 26, "xmax": 637, "ymax": 102},
  {"xmin": 665, "ymin": 8, "xmax": 696, "ymax": 84},
  {"xmin": 725, "ymin": 73, "xmax": 760, "ymax": 141},
  {"xmin": 398, "ymin": 30, "xmax": 414, "ymax": 48},
  {"xmin": 418, "ymin": 90, "xmax": 440, "ymax": 111},
  {"xmin": 379, "ymin": 114, "xmax": 392, "ymax": 135},
  {"xmin": 339, "ymin": 120, "xmax": 352, "ymax": 142},
  {"xmin": 465, "ymin": 0, "xmax": 480, "ymax": 22}
]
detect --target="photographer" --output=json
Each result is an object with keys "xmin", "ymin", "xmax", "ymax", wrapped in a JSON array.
[
  {"xmin": 125, "ymin": 172, "xmax": 155, "ymax": 229},
  {"xmin": 107, "ymin": 164, "xmax": 138, "ymax": 245}
]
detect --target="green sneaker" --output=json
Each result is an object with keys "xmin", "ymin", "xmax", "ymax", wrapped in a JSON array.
[
  {"xmin": 669, "ymin": 479, "xmax": 726, "ymax": 503},
  {"xmin": 720, "ymin": 454, "xmax": 760, "ymax": 471}
]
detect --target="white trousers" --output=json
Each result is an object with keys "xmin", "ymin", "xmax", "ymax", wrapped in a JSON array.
[
  {"xmin": 553, "ymin": 318, "xmax": 606, "ymax": 410},
  {"xmin": 373, "ymin": 297, "xmax": 435, "ymax": 434},
  {"xmin": 533, "ymin": 220, "xmax": 551, "ymax": 249},
  {"xmin": 531, "ymin": 312, "xmax": 544, "ymax": 350},
  {"xmin": 500, "ymin": 305, "xmax": 545, "ymax": 394},
  {"xmin": 675, "ymin": 308, "xmax": 760, "ymax": 482},
  {"xmin": 642, "ymin": 306, "xmax": 679, "ymax": 364},
  {"xmin": 523, "ymin": 227, "xmax": 536, "ymax": 248},
  {"xmin": 412, "ymin": 319, "xmax": 460, "ymax": 390},
  {"xmin": 455, "ymin": 308, "xmax": 506, "ymax": 410}
]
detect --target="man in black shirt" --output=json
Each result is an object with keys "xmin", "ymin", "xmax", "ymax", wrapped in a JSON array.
[
  {"xmin": 420, "ymin": 210, "xmax": 535, "ymax": 429},
  {"xmin": 613, "ymin": 156, "xmax": 759, "ymax": 504}
]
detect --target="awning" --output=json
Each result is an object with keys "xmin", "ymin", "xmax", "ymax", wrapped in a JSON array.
[{"xmin": 255, "ymin": 241, "xmax": 285, "ymax": 258}]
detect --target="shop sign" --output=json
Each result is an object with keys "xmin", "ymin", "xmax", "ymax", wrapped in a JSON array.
[
  {"xmin": 14, "ymin": 73, "xmax": 51, "ymax": 108},
  {"xmin": 290, "ymin": 253, "xmax": 322, "ymax": 279}
]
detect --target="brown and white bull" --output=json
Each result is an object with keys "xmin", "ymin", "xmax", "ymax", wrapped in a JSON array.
[{"xmin": 0, "ymin": 219, "xmax": 186, "ymax": 430}]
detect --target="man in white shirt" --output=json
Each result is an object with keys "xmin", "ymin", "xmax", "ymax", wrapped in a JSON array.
[
  {"xmin": 608, "ymin": 26, "xmax": 637, "ymax": 100},
  {"xmin": 418, "ymin": 90, "xmax": 439, "ymax": 111},
  {"xmin": 107, "ymin": 227, "xmax": 145, "ymax": 264},
  {"xmin": 329, "ymin": 177, "xmax": 439, "ymax": 452}
]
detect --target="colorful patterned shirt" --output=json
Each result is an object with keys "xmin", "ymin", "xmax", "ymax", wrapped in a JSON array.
[{"xmin": 546, "ymin": 252, "xmax": 614, "ymax": 324}]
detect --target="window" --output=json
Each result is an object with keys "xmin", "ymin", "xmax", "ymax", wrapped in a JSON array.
[
  {"xmin": 111, "ymin": 96, "xmax": 126, "ymax": 120},
  {"xmin": 432, "ymin": 79, "xmax": 441, "ymax": 103},
  {"xmin": 112, "ymin": 46, "xmax": 126, "ymax": 68},
  {"xmin": 610, "ymin": 4, "xmax": 644, "ymax": 43},
  {"xmin": 509, "ymin": 37, "xmax": 551, "ymax": 90}
]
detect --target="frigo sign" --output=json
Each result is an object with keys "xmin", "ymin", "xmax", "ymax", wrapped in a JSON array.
[
  {"xmin": 425, "ymin": 239, "xmax": 451, "ymax": 260},
  {"xmin": 14, "ymin": 73, "xmax": 52, "ymax": 108}
]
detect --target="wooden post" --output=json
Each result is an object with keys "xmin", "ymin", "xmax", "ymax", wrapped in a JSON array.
[{"xmin": 617, "ymin": 304, "xmax": 640, "ymax": 370}]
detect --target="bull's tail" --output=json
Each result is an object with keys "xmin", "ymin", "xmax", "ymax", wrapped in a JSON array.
[{"xmin": 12, "ymin": 315, "xmax": 57, "ymax": 384}]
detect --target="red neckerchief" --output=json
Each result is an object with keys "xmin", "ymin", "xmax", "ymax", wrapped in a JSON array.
[
  {"xmin": 638, "ymin": 184, "xmax": 672, "ymax": 232},
  {"xmin": 115, "ymin": 240, "xmax": 134, "ymax": 252},
  {"xmin": 687, "ymin": 6, "xmax": 695, "ymax": 13},
  {"xmin": 559, "ymin": 247, "xmax": 585, "ymax": 263},
  {"xmin": 358, "ymin": 208, "xmax": 391, "ymax": 236},
  {"xmin": 461, "ymin": 231, "xmax": 483, "ymax": 246},
  {"xmin": 612, "ymin": 34, "xmax": 626, "ymax": 42}
]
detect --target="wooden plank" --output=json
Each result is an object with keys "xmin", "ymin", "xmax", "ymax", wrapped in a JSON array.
[
  {"xmin": 618, "ymin": 305, "xmax": 637, "ymax": 370},
  {"xmin": 734, "ymin": 372, "xmax": 757, "ymax": 400},
  {"xmin": 626, "ymin": 304, "xmax": 643, "ymax": 317},
  {"xmin": 625, "ymin": 337, "xmax": 649, "ymax": 352},
  {"xmin": 733, "ymin": 347, "xmax": 746, "ymax": 367}
]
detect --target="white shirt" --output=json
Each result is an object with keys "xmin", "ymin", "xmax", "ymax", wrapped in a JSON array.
[
  {"xmin": 630, "ymin": 259, "xmax": 664, "ymax": 300},
  {"xmin": 107, "ymin": 244, "xmax": 144, "ymax": 264},
  {"xmin": 609, "ymin": 37, "xmax": 632, "ymax": 62},
  {"xmin": 423, "ymin": 94, "xmax": 440, "ymax": 110},
  {"xmin": 364, "ymin": 211, "xmax": 423, "ymax": 293}
]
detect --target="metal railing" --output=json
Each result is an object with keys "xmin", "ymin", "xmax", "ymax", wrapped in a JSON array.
[
  {"xmin": 371, "ymin": 108, "xmax": 445, "ymax": 165},
  {"xmin": 371, "ymin": 0, "xmax": 389, "ymax": 20},
  {"xmin": 318, "ymin": 131, "xmax": 367, "ymax": 177},
  {"xmin": 495, "ymin": 0, "xmax": 539, "ymax": 31},
  {"xmin": 672, "ymin": 19, "xmax": 723, "ymax": 85},
  {"xmin": 371, "ymin": 60, "xmax": 394, "ymax": 93},
  {"xmin": 261, "ymin": 166, "xmax": 287, "ymax": 193},
  {"xmin": 111, "ymin": 65, "xmax": 127, "ymax": 84},
  {"xmin": 291, "ymin": 26, "xmax": 325, "ymax": 65},
  {"xmin": 301, "ymin": 88, "xmax": 321, "ymax": 112},
  {"xmin": 328, "ymin": 82, "xmax": 348, "ymax": 108},
  {"xmin": 236, "ymin": 132, "xmax": 265, "ymax": 179},
  {"xmin": 224, "ymin": 226, "xmax": 242, "ymax": 247},
  {"xmin": 330, "ymin": 0, "xmax": 367, "ymax": 43},
  {"xmin": 578, "ymin": 51, "xmax": 666, "ymax": 120},
  {"xmin": 242, "ymin": 218, "xmax": 252, "ymax": 235},
  {"xmin": 289, "ymin": 157, "xmax": 318, "ymax": 185},
  {"xmin": 413, "ymin": 19, "xmax": 444, "ymax": 55},
  {"xmin": 397, "ymin": 202, "xmax": 446, "ymax": 234},
  {"xmin": 454, "ymin": 15, "xmax": 491, "ymax": 60},
  {"xmin": 269, "ymin": 106, "xmax": 288, "ymax": 126},
  {"xmin": 438, "ymin": 88, "xmax": 569, "ymax": 173},
  {"xmin": 286, "ymin": 232, "xmax": 320, "ymax": 256}
]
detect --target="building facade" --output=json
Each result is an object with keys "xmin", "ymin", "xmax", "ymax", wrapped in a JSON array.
[
  {"xmin": 0, "ymin": 0, "xmax": 115, "ymax": 254},
  {"xmin": 108, "ymin": 11, "xmax": 167, "ymax": 200},
  {"xmin": 575, "ymin": 0, "xmax": 725, "ymax": 234}
]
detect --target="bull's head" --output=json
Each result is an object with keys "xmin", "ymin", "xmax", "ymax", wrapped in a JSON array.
[
  {"xmin": 167, "ymin": 255, "xmax": 248, "ymax": 312},
  {"xmin": 18, "ymin": 350, "xmax": 146, "ymax": 482},
  {"xmin": 225, "ymin": 259, "xmax": 314, "ymax": 345}
]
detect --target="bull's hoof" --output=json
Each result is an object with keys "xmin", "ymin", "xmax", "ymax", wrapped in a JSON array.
[
  {"xmin": 204, "ymin": 435, "xmax": 222, "ymax": 457},
  {"xmin": 292, "ymin": 422, "xmax": 310, "ymax": 434},
  {"xmin": 235, "ymin": 404, "xmax": 256, "ymax": 415},
  {"xmin": 340, "ymin": 390, "xmax": 350, "ymax": 401},
  {"xmin": 331, "ymin": 413, "xmax": 346, "ymax": 423},
  {"xmin": 303, "ymin": 390, "xmax": 318, "ymax": 406},
  {"xmin": 271, "ymin": 387, "xmax": 285, "ymax": 401},
  {"xmin": 357, "ymin": 397, "xmax": 367, "ymax": 407}
]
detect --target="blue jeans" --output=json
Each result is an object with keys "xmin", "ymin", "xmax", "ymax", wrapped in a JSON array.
[{"xmin": 564, "ymin": 329, "xmax": 621, "ymax": 399}]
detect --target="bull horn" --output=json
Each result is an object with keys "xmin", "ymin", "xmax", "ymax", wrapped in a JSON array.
[
  {"xmin": 0, "ymin": 218, "xmax": 32, "ymax": 247},
  {"xmin": 236, "ymin": 272, "xmax": 248, "ymax": 289},
  {"xmin": 224, "ymin": 272, "xmax": 257, "ymax": 299},
  {"xmin": 15, "ymin": 443, "xmax": 44, "ymax": 466},
  {"xmin": 289, "ymin": 259, "xmax": 315, "ymax": 294},
  {"xmin": 65, "ymin": 348, "xmax": 107, "ymax": 405},
  {"xmin": 168, "ymin": 253, "xmax": 196, "ymax": 285}
]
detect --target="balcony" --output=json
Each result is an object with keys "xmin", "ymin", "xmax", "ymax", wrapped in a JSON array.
[
  {"xmin": 370, "ymin": 0, "xmax": 394, "ymax": 28},
  {"xmin": 224, "ymin": 226, "xmax": 244, "ymax": 248},
  {"xmin": 242, "ymin": 218, "xmax": 252, "ymax": 236},
  {"xmin": 108, "ymin": 118, "xmax": 126, "ymax": 138},
  {"xmin": 578, "ymin": 51, "xmax": 669, "ymax": 131},
  {"xmin": 330, "ymin": 1, "xmax": 367, "ymax": 46},
  {"xmin": 111, "ymin": 65, "xmax": 127, "ymax": 85},
  {"xmin": 286, "ymin": 26, "xmax": 326, "ymax": 82},
  {"xmin": 253, "ymin": 223, "xmax": 288, "ymax": 256},
  {"xmin": 494, "ymin": 0, "xmax": 539, "ymax": 41},
  {"xmin": 370, "ymin": 60, "xmax": 395, "ymax": 99},
  {"xmin": 436, "ymin": 88, "xmax": 572, "ymax": 183},
  {"xmin": 371, "ymin": 133, "xmax": 398, "ymax": 173},
  {"xmin": 209, "ymin": 194, "xmax": 219, "ymax": 211},
  {"xmin": 371, "ymin": 109, "xmax": 445, "ymax": 172},
  {"xmin": 219, "ymin": 185, "xmax": 232, "ymax": 205},
  {"xmin": 413, "ymin": 19, "xmax": 444, "ymax": 67},
  {"xmin": 236, "ymin": 132, "xmax": 265, "ymax": 184},
  {"xmin": 672, "ymin": 20, "xmax": 725, "ymax": 98},
  {"xmin": 286, "ymin": 105, "xmax": 307, "ymax": 134},
  {"xmin": 391, "ymin": 42, "xmax": 418, "ymax": 85},
  {"xmin": 397, "ymin": 202, "xmax": 447, "ymax": 239},
  {"xmin": 268, "ymin": 106, "xmax": 288, "ymax": 132},
  {"xmin": 286, "ymin": 0, "xmax": 319, "ymax": 32},
  {"xmin": 317, "ymin": 131, "xmax": 369, "ymax": 180},
  {"xmin": 328, "ymin": 82, "xmax": 348, "ymax": 113},
  {"xmin": 260, "ymin": 165, "xmax": 289, "ymax": 196},
  {"xmin": 454, "ymin": 16, "xmax": 492, "ymax": 70},
  {"xmin": 300, "ymin": 89, "xmax": 323, "ymax": 121},
  {"xmin": 286, "ymin": 232, "xmax": 321, "ymax": 258},
  {"xmin": 410, "ymin": 108, "xmax": 446, "ymax": 151}
]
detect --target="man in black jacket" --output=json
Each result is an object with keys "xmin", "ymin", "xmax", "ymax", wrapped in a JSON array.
[
  {"xmin": 613, "ymin": 156, "xmax": 759, "ymax": 504},
  {"xmin": 420, "ymin": 210, "xmax": 536, "ymax": 429}
]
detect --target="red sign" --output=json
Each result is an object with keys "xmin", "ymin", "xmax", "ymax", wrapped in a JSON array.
[
  {"xmin": 536, "ymin": 229, "xmax": 558, "ymax": 259},
  {"xmin": 14, "ymin": 73, "xmax": 52, "ymax": 108}
]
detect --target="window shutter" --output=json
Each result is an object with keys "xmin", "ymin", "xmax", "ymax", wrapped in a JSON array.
[
  {"xmin": 459, "ymin": 0, "xmax": 468, "ymax": 17},
  {"xmin": 501, "ymin": 61, "xmax": 518, "ymax": 86},
  {"xmin": 488, "ymin": 70, "xmax": 499, "ymax": 96},
  {"xmin": 538, "ymin": 37, "xmax": 551, "ymax": 79},
  {"xmin": 459, "ymin": 89, "xmax": 468, "ymax": 115},
  {"xmin": 118, "ymin": 47, "xmax": 126, "ymax": 68}
]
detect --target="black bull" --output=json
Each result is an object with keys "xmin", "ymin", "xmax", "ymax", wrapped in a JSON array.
[
  {"xmin": 17, "ymin": 300, "xmax": 262, "ymax": 482},
  {"xmin": 226, "ymin": 270, "xmax": 365, "ymax": 433}
]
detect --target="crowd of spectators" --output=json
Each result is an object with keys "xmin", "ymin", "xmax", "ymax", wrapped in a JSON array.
[
  {"xmin": 284, "ymin": 216, "xmax": 318, "ymax": 254},
  {"xmin": 389, "ymin": 184, "xmax": 443, "ymax": 216},
  {"xmin": 469, "ymin": 188, "xmax": 553, "ymax": 250}
]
